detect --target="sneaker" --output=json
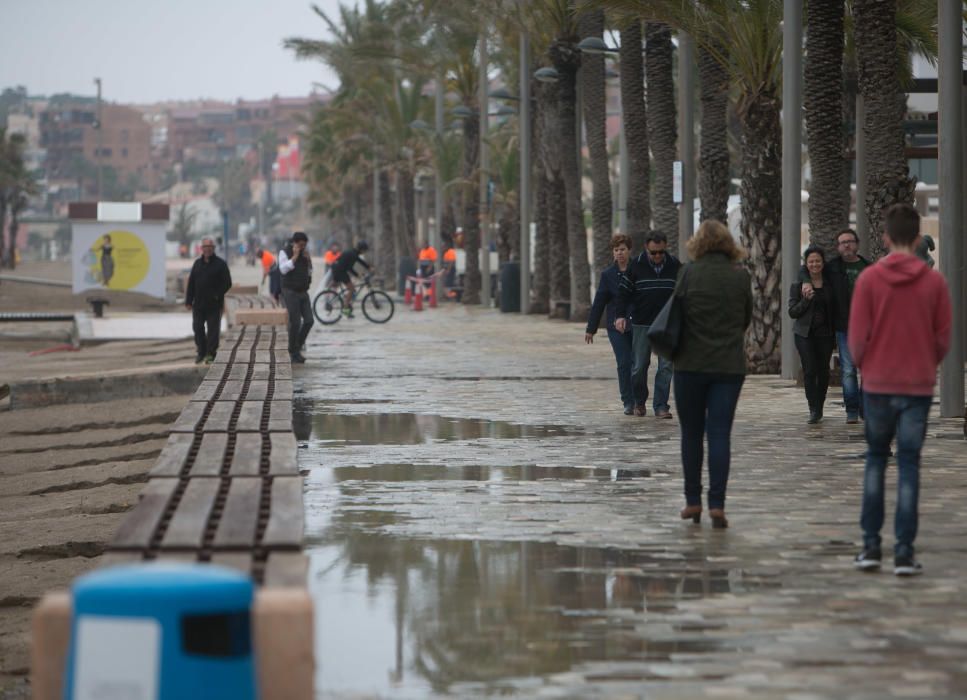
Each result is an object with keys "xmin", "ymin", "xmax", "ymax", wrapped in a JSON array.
[
  {"xmin": 894, "ymin": 555, "xmax": 923, "ymax": 577},
  {"xmin": 203, "ymin": 354, "xmax": 214, "ymax": 364},
  {"xmin": 854, "ymin": 548, "xmax": 882, "ymax": 571}
]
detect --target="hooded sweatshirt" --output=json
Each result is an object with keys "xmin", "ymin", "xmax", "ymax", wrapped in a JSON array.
[{"xmin": 848, "ymin": 252, "xmax": 951, "ymax": 396}]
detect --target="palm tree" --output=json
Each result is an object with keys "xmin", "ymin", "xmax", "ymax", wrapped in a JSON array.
[
  {"xmin": 0, "ymin": 129, "xmax": 34, "ymax": 269},
  {"xmin": 804, "ymin": 0, "xmax": 848, "ymax": 254},
  {"xmin": 645, "ymin": 22, "xmax": 678, "ymax": 250},
  {"xmin": 619, "ymin": 19, "xmax": 651, "ymax": 250},
  {"xmin": 537, "ymin": 77, "xmax": 572, "ymax": 317},
  {"xmin": 697, "ymin": 41, "xmax": 729, "ymax": 224},
  {"xmin": 578, "ymin": 9, "xmax": 614, "ymax": 281}
]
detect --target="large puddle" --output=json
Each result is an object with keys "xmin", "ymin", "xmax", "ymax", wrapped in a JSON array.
[
  {"xmin": 313, "ymin": 463, "xmax": 652, "ymax": 483},
  {"xmin": 309, "ymin": 532, "xmax": 778, "ymax": 697},
  {"xmin": 292, "ymin": 403, "xmax": 581, "ymax": 444}
]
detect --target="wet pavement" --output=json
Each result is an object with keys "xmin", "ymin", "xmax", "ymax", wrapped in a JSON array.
[{"xmin": 296, "ymin": 304, "xmax": 967, "ymax": 699}]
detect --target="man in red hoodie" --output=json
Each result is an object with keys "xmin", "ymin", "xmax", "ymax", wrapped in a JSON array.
[{"xmin": 849, "ymin": 203, "xmax": 952, "ymax": 577}]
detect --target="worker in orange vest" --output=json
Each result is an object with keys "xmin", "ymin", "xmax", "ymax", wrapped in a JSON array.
[
  {"xmin": 442, "ymin": 245, "xmax": 457, "ymax": 297},
  {"xmin": 418, "ymin": 243, "xmax": 438, "ymax": 279}
]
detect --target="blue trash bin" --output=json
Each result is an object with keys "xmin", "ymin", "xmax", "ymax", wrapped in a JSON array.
[{"xmin": 64, "ymin": 562, "xmax": 257, "ymax": 700}]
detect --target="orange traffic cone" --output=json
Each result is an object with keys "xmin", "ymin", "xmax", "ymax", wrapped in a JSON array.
[
  {"xmin": 404, "ymin": 284, "xmax": 412, "ymax": 305},
  {"xmin": 429, "ymin": 278, "xmax": 438, "ymax": 308},
  {"xmin": 412, "ymin": 286, "xmax": 423, "ymax": 311}
]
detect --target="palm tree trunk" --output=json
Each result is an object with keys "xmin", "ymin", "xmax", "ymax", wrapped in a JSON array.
[
  {"xmin": 496, "ymin": 207, "xmax": 514, "ymax": 264},
  {"xmin": 698, "ymin": 43, "xmax": 729, "ymax": 225},
  {"xmin": 0, "ymin": 200, "xmax": 10, "ymax": 269},
  {"xmin": 461, "ymin": 110, "xmax": 482, "ymax": 304},
  {"xmin": 399, "ymin": 166, "xmax": 417, "ymax": 258},
  {"xmin": 853, "ymin": 0, "xmax": 915, "ymax": 260},
  {"xmin": 531, "ymin": 87, "xmax": 551, "ymax": 315},
  {"xmin": 579, "ymin": 9, "xmax": 613, "ymax": 281},
  {"xmin": 549, "ymin": 37, "xmax": 590, "ymax": 322},
  {"xmin": 378, "ymin": 169, "xmax": 395, "ymax": 286},
  {"xmin": 738, "ymin": 94, "xmax": 782, "ymax": 374},
  {"xmin": 646, "ymin": 22, "xmax": 678, "ymax": 251},
  {"xmin": 539, "ymin": 77, "xmax": 570, "ymax": 318},
  {"xmin": 805, "ymin": 0, "xmax": 848, "ymax": 254},
  {"xmin": 619, "ymin": 20, "xmax": 650, "ymax": 251}
]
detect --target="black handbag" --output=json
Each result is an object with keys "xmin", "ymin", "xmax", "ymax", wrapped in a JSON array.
[{"xmin": 647, "ymin": 264, "xmax": 690, "ymax": 360}]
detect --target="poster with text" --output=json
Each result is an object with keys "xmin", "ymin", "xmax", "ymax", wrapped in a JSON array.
[{"xmin": 72, "ymin": 222, "xmax": 166, "ymax": 298}]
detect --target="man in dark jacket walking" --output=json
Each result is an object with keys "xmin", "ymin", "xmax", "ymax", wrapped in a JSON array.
[
  {"xmin": 185, "ymin": 237, "xmax": 232, "ymax": 364},
  {"xmin": 614, "ymin": 230, "xmax": 681, "ymax": 418},
  {"xmin": 279, "ymin": 231, "xmax": 314, "ymax": 363},
  {"xmin": 800, "ymin": 228, "xmax": 870, "ymax": 423}
]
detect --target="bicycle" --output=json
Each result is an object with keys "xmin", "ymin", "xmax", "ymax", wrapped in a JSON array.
[{"xmin": 312, "ymin": 273, "xmax": 395, "ymax": 325}]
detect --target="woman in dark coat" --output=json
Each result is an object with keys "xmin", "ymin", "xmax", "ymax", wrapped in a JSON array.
[
  {"xmin": 585, "ymin": 234, "xmax": 635, "ymax": 415},
  {"xmin": 788, "ymin": 245, "xmax": 837, "ymax": 424},
  {"xmin": 672, "ymin": 220, "xmax": 752, "ymax": 529}
]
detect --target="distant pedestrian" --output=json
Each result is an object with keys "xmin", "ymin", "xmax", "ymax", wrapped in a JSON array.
[
  {"xmin": 279, "ymin": 231, "xmax": 314, "ymax": 364},
  {"xmin": 185, "ymin": 237, "xmax": 232, "ymax": 364},
  {"xmin": 585, "ymin": 234, "xmax": 635, "ymax": 415},
  {"xmin": 799, "ymin": 229, "xmax": 870, "ymax": 423},
  {"xmin": 789, "ymin": 246, "xmax": 837, "ymax": 424},
  {"xmin": 851, "ymin": 203, "xmax": 951, "ymax": 577},
  {"xmin": 614, "ymin": 230, "xmax": 681, "ymax": 418},
  {"xmin": 671, "ymin": 220, "xmax": 752, "ymax": 529},
  {"xmin": 256, "ymin": 247, "xmax": 276, "ymax": 289}
]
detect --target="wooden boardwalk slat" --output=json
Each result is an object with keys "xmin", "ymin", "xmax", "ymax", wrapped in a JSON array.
[
  {"xmin": 189, "ymin": 433, "xmax": 228, "ymax": 477},
  {"xmin": 264, "ymin": 552, "xmax": 308, "ymax": 588},
  {"xmin": 212, "ymin": 552, "xmax": 253, "ymax": 576},
  {"xmin": 237, "ymin": 380, "xmax": 269, "ymax": 402},
  {"xmin": 191, "ymin": 381, "xmax": 222, "ymax": 402},
  {"xmin": 111, "ymin": 479, "xmax": 179, "ymax": 550},
  {"xmin": 161, "ymin": 479, "xmax": 220, "ymax": 549},
  {"xmin": 270, "ymin": 380, "xmax": 293, "ymax": 401},
  {"xmin": 202, "ymin": 402, "xmax": 236, "ymax": 432},
  {"xmin": 232, "ymin": 433, "xmax": 263, "ymax": 476},
  {"xmin": 197, "ymin": 380, "xmax": 243, "ymax": 401},
  {"xmin": 269, "ymin": 433, "xmax": 298, "ymax": 476},
  {"xmin": 151, "ymin": 433, "xmax": 194, "ymax": 477},
  {"xmin": 262, "ymin": 477, "xmax": 303, "ymax": 549},
  {"xmin": 171, "ymin": 402, "xmax": 206, "ymax": 432},
  {"xmin": 236, "ymin": 401, "xmax": 265, "ymax": 432},
  {"xmin": 213, "ymin": 478, "xmax": 263, "ymax": 549}
]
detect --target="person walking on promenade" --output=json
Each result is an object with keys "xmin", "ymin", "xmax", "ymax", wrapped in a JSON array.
[
  {"xmin": 789, "ymin": 246, "xmax": 837, "ymax": 424},
  {"xmin": 185, "ymin": 237, "xmax": 233, "ymax": 364},
  {"xmin": 850, "ymin": 203, "xmax": 951, "ymax": 577},
  {"xmin": 672, "ymin": 220, "xmax": 752, "ymax": 529},
  {"xmin": 585, "ymin": 234, "xmax": 635, "ymax": 415},
  {"xmin": 279, "ymin": 231, "xmax": 314, "ymax": 364},
  {"xmin": 799, "ymin": 229, "xmax": 870, "ymax": 423},
  {"xmin": 614, "ymin": 231, "xmax": 681, "ymax": 418}
]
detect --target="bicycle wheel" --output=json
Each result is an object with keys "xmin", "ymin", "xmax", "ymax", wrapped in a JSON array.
[
  {"xmin": 361, "ymin": 290, "xmax": 395, "ymax": 324},
  {"xmin": 312, "ymin": 290, "xmax": 344, "ymax": 325}
]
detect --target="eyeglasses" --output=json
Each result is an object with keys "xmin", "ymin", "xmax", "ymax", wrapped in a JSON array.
[{"xmin": 647, "ymin": 250, "xmax": 666, "ymax": 257}]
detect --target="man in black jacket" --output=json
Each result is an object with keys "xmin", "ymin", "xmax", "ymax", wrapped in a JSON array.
[
  {"xmin": 614, "ymin": 231, "xmax": 681, "ymax": 418},
  {"xmin": 279, "ymin": 231, "xmax": 314, "ymax": 363},
  {"xmin": 185, "ymin": 237, "xmax": 232, "ymax": 364},
  {"xmin": 799, "ymin": 228, "xmax": 870, "ymax": 423}
]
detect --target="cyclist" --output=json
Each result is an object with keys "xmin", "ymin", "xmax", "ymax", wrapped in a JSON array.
[{"xmin": 330, "ymin": 240, "xmax": 371, "ymax": 316}]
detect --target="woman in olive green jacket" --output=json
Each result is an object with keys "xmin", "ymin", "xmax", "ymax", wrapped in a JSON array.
[{"xmin": 673, "ymin": 220, "xmax": 752, "ymax": 529}]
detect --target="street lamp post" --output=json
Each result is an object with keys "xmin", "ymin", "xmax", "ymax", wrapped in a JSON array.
[
  {"xmin": 94, "ymin": 77, "xmax": 103, "ymax": 200},
  {"xmin": 479, "ymin": 29, "xmax": 491, "ymax": 307},
  {"xmin": 519, "ymin": 30, "xmax": 532, "ymax": 314}
]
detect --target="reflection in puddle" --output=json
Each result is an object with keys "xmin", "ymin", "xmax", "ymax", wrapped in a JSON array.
[
  {"xmin": 324, "ymin": 463, "xmax": 651, "ymax": 482},
  {"xmin": 310, "ymin": 531, "xmax": 778, "ymax": 697},
  {"xmin": 292, "ymin": 403, "xmax": 582, "ymax": 445}
]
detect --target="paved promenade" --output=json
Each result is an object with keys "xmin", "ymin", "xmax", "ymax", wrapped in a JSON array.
[{"xmin": 294, "ymin": 303, "xmax": 966, "ymax": 699}]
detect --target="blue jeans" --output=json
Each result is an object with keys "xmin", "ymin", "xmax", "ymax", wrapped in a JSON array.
[
  {"xmin": 607, "ymin": 327, "xmax": 634, "ymax": 410},
  {"xmin": 837, "ymin": 331, "xmax": 860, "ymax": 417},
  {"xmin": 631, "ymin": 324, "xmax": 673, "ymax": 411},
  {"xmin": 674, "ymin": 371, "xmax": 745, "ymax": 509},
  {"xmin": 860, "ymin": 393, "xmax": 932, "ymax": 556}
]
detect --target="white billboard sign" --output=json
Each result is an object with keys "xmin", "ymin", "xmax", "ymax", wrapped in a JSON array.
[{"xmin": 72, "ymin": 222, "xmax": 167, "ymax": 298}]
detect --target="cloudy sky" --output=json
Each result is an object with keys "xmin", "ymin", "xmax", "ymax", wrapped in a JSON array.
[{"xmin": 2, "ymin": 0, "xmax": 343, "ymax": 103}]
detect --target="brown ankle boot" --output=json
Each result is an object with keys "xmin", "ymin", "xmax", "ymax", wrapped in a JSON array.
[
  {"xmin": 709, "ymin": 508, "xmax": 728, "ymax": 529},
  {"xmin": 680, "ymin": 505, "xmax": 702, "ymax": 524}
]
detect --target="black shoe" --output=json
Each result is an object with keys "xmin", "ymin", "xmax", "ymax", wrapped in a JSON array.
[
  {"xmin": 623, "ymin": 405, "xmax": 634, "ymax": 416},
  {"xmin": 894, "ymin": 554, "xmax": 923, "ymax": 577},
  {"xmin": 290, "ymin": 353, "xmax": 306, "ymax": 364},
  {"xmin": 195, "ymin": 355, "xmax": 205, "ymax": 364},
  {"xmin": 807, "ymin": 411, "xmax": 820, "ymax": 424},
  {"xmin": 854, "ymin": 548, "xmax": 882, "ymax": 571}
]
